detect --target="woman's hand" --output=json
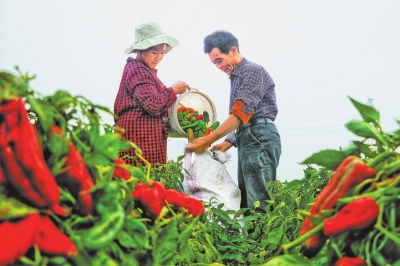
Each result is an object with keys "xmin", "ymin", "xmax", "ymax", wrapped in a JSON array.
[{"xmin": 172, "ymin": 81, "xmax": 190, "ymax": 94}]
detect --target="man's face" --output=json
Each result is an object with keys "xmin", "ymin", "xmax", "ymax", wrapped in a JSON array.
[{"xmin": 208, "ymin": 47, "xmax": 238, "ymax": 75}]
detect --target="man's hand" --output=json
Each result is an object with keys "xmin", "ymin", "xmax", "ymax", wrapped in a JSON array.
[
  {"xmin": 186, "ymin": 136, "xmax": 211, "ymax": 154},
  {"xmin": 210, "ymin": 141, "xmax": 232, "ymax": 152}
]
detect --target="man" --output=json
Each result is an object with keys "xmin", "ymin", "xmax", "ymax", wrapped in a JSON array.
[{"xmin": 186, "ymin": 30, "xmax": 281, "ymax": 214}]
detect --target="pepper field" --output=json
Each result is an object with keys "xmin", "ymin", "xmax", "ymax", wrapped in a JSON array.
[{"xmin": 1, "ymin": 68, "xmax": 399, "ymax": 265}]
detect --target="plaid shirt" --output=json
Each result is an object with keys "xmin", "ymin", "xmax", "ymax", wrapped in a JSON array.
[
  {"xmin": 114, "ymin": 58, "xmax": 176, "ymax": 166},
  {"xmin": 229, "ymin": 57, "xmax": 277, "ymax": 120}
]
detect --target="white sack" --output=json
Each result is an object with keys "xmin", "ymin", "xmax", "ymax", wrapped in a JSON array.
[{"xmin": 182, "ymin": 149, "xmax": 241, "ymax": 212}]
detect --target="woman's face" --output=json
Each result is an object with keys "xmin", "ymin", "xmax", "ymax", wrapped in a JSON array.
[{"xmin": 139, "ymin": 43, "xmax": 167, "ymax": 69}]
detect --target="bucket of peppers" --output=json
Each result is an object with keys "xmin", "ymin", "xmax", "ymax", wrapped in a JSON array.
[{"xmin": 176, "ymin": 104, "xmax": 220, "ymax": 142}]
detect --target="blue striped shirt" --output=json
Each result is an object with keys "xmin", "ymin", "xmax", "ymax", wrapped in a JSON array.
[{"xmin": 229, "ymin": 58, "xmax": 277, "ymax": 120}]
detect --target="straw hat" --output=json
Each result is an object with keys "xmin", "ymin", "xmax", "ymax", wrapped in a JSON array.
[{"xmin": 124, "ymin": 22, "xmax": 179, "ymax": 54}]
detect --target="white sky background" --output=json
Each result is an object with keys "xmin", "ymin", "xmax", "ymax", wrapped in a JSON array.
[{"xmin": 1, "ymin": 1, "xmax": 399, "ymax": 183}]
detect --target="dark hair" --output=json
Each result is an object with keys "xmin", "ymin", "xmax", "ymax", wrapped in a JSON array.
[{"xmin": 203, "ymin": 30, "xmax": 239, "ymax": 54}]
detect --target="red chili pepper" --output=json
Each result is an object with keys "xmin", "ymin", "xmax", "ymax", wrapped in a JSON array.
[
  {"xmin": 299, "ymin": 217, "xmax": 326, "ymax": 258},
  {"xmin": 64, "ymin": 142, "xmax": 94, "ymax": 215},
  {"xmin": 205, "ymin": 127, "xmax": 211, "ymax": 136},
  {"xmin": 0, "ymin": 213, "xmax": 40, "ymax": 265},
  {"xmin": 34, "ymin": 215, "xmax": 78, "ymax": 256},
  {"xmin": 132, "ymin": 181, "xmax": 166, "ymax": 220},
  {"xmin": 1, "ymin": 99, "xmax": 66, "ymax": 216},
  {"xmin": 113, "ymin": 158, "xmax": 130, "ymax": 181},
  {"xmin": 49, "ymin": 124, "xmax": 94, "ymax": 216},
  {"xmin": 336, "ymin": 256, "xmax": 366, "ymax": 266},
  {"xmin": 165, "ymin": 189, "xmax": 205, "ymax": 217},
  {"xmin": 310, "ymin": 156, "xmax": 376, "ymax": 215},
  {"xmin": 0, "ymin": 142, "xmax": 48, "ymax": 208},
  {"xmin": 185, "ymin": 107, "xmax": 195, "ymax": 113},
  {"xmin": 323, "ymin": 197, "xmax": 379, "ymax": 236},
  {"xmin": 194, "ymin": 114, "xmax": 204, "ymax": 120},
  {"xmin": 177, "ymin": 107, "xmax": 186, "ymax": 113}
]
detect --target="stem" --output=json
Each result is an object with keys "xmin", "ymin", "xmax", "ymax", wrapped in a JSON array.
[
  {"xmin": 18, "ymin": 257, "xmax": 36, "ymax": 266},
  {"xmin": 280, "ymin": 222, "xmax": 324, "ymax": 253},
  {"xmin": 70, "ymin": 131, "xmax": 91, "ymax": 153},
  {"xmin": 131, "ymin": 142, "xmax": 151, "ymax": 181},
  {"xmin": 329, "ymin": 238, "xmax": 342, "ymax": 258},
  {"xmin": 375, "ymin": 224, "xmax": 400, "ymax": 245},
  {"xmin": 389, "ymin": 202, "xmax": 396, "ymax": 229},
  {"xmin": 367, "ymin": 150, "xmax": 398, "ymax": 168}
]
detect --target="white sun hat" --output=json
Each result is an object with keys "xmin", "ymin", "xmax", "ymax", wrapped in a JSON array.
[{"xmin": 124, "ymin": 22, "xmax": 179, "ymax": 54}]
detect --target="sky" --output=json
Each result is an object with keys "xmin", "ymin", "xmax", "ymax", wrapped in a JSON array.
[{"xmin": 1, "ymin": 1, "xmax": 399, "ymax": 183}]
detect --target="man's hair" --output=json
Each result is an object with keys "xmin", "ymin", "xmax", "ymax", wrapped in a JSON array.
[{"xmin": 203, "ymin": 30, "xmax": 240, "ymax": 54}]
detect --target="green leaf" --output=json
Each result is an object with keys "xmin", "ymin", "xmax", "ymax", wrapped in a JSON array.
[
  {"xmin": 210, "ymin": 208, "xmax": 233, "ymax": 222},
  {"xmin": 346, "ymin": 120, "xmax": 389, "ymax": 146},
  {"xmin": 301, "ymin": 149, "xmax": 348, "ymax": 170},
  {"xmin": 152, "ymin": 216, "xmax": 178, "ymax": 265},
  {"xmin": 262, "ymin": 226, "xmax": 284, "ymax": 246},
  {"xmin": 283, "ymin": 180, "xmax": 303, "ymax": 191},
  {"xmin": 26, "ymin": 97, "xmax": 53, "ymax": 131},
  {"xmin": 349, "ymin": 96, "xmax": 380, "ymax": 124},
  {"xmin": 339, "ymin": 142, "xmax": 360, "ymax": 156},
  {"xmin": 117, "ymin": 230, "xmax": 139, "ymax": 249}
]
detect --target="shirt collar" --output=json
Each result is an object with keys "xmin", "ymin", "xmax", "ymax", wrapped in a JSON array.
[
  {"xmin": 130, "ymin": 57, "xmax": 158, "ymax": 74},
  {"xmin": 229, "ymin": 57, "xmax": 247, "ymax": 79}
]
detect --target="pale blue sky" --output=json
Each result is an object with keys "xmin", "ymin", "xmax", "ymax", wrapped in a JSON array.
[{"xmin": 1, "ymin": 1, "xmax": 399, "ymax": 182}]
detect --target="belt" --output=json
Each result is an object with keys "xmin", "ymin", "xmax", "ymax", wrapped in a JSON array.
[{"xmin": 237, "ymin": 117, "xmax": 274, "ymax": 132}]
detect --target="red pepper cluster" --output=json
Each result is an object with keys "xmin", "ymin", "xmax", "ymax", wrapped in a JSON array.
[
  {"xmin": 299, "ymin": 156, "xmax": 378, "ymax": 265},
  {"xmin": 0, "ymin": 213, "xmax": 77, "ymax": 265},
  {"xmin": 0, "ymin": 99, "xmax": 66, "ymax": 216},
  {"xmin": 132, "ymin": 181, "xmax": 205, "ymax": 220}
]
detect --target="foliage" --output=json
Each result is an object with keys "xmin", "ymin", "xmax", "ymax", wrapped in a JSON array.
[
  {"xmin": 0, "ymin": 68, "xmax": 219, "ymax": 266},
  {"xmin": 191, "ymin": 166, "xmax": 332, "ymax": 265},
  {"xmin": 265, "ymin": 97, "xmax": 400, "ymax": 265},
  {"xmin": 149, "ymin": 155, "xmax": 185, "ymax": 191},
  {"xmin": 2, "ymin": 67, "xmax": 399, "ymax": 265}
]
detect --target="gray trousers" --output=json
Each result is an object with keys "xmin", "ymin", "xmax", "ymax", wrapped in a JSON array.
[{"xmin": 236, "ymin": 122, "xmax": 281, "ymax": 213}]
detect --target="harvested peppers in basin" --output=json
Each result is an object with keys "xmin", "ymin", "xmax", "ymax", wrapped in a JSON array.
[{"xmin": 176, "ymin": 104, "xmax": 220, "ymax": 141}]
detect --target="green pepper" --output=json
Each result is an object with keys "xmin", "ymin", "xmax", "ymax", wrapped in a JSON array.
[
  {"xmin": 194, "ymin": 120, "xmax": 207, "ymax": 131},
  {"xmin": 198, "ymin": 131, "xmax": 204, "ymax": 137},
  {"xmin": 209, "ymin": 121, "xmax": 220, "ymax": 131},
  {"xmin": 180, "ymin": 119, "xmax": 190, "ymax": 126},
  {"xmin": 120, "ymin": 216, "xmax": 149, "ymax": 249},
  {"xmin": 203, "ymin": 110, "xmax": 210, "ymax": 123},
  {"xmin": 82, "ymin": 181, "xmax": 126, "ymax": 249},
  {"xmin": 181, "ymin": 121, "xmax": 201, "ymax": 130}
]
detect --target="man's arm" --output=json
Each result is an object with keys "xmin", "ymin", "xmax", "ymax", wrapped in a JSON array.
[{"xmin": 185, "ymin": 114, "xmax": 241, "ymax": 153}]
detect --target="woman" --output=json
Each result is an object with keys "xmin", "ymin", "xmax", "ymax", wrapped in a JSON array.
[{"xmin": 114, "ymin": 22, "xmax": 189, "ymax": 166}]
